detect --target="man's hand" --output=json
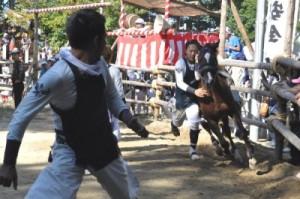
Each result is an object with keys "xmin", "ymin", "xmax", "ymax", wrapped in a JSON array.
[
  {"xmin": 194, "ymin": 88, "xmax": 209, "ymax": 98},
  {"xmin": 0, "ymin": 164, "xmax": 18, "ymax": 190},
  {"xmin": 128, "ymin": 117, "xmax": 149, "ymax": 138}
]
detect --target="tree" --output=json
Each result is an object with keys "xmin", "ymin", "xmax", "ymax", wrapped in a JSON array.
[
  {"xmin": 199, "ymin": 0, "xmax": 221, "ymax": 11},
  {"xmin": 226, "ymin": 0, "xmax": 257, "ymax": 41},
  {"xmin": 14, "ymin": 0, "xmax": 146, "ymax": 52}
]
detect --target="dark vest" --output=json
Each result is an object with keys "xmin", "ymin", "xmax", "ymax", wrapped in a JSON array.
[
  {"xmin": 175, "ymin": 59, "xmax": 197, "ymax": 109},
  {"xmin": 51, "ymin": 60, "xmax": 119, "ymax": 170}
]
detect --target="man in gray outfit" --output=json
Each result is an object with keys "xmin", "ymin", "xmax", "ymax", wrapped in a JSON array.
[{"xmin": 0, "ymin": 9, "xmax": 148, "ymax": 199}]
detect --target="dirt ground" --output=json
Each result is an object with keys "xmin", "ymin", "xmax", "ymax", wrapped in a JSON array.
[{"xmin": 1, "ymin": 103, "xmax": 300, "ymax": 199}]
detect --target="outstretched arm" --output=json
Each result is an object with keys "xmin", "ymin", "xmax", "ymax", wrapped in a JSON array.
[{"xmin": 0, "ymin": 66, "xmax": 62, "ymax": 190}]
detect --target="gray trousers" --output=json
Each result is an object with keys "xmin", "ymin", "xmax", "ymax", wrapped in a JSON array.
[{"xmin": 25, "ymin": 143, "xmax": 139, "ymax": 199}]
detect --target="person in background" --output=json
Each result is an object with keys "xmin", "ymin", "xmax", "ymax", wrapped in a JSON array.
[
  {"xmin": 225, "ymin": 27, "xmax": 250, "ymax": 116},
  {"xmin": 134, "ymin": 18, "xmax": 146, "ymax": 29},
  {"xmin": 170, "ymin": 39, "xmax": 209, "ymax": 160},
  {"xmin": 10, "ymin": 48, "xmax": 26, "ymax": 108},
  {"xmin": 2, "ymin": 33, "xmax": 10, "ymax": 60},
  {"xmin": 39, "ymin": 57, "xmax": 57, "ymax": 78},
  {"xmin": 103, "ymin": 45, "xmax": 126, "ymax": 141},
  {"xmin": 0, "ymin": 9, "xmax": 149, "ymax": 199}
]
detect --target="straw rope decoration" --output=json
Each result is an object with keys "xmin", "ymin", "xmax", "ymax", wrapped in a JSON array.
[
  {"xmin": 118, "ymin": 0, "xmax": 126, "ymax": 29},
  {"xmin": 164, "ymin": 0, "xmax": 170, "ymax": 19},
  {"xmin": 26, "ymin": 2, "xmax": 111, "ymax": 13}
]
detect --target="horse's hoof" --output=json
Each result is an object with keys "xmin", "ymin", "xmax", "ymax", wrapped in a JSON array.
[
  {"xmin": 249, "ymin": 158, "xmax": 257, "ymax": 170},
  {"xmin": 215, "ymin": 147, "xmax": 223, "ymax": 156}
]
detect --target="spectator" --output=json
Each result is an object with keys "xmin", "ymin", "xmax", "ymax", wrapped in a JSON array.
[
  {"xmin": 39, "ymin": 60, "xmax": 48, "ymax": 78},
  {"xmin": 134, "ymin": 18, "xmax": 146, "ymax": 29},
  {"xmin": 0, "ymin": 9, "xmax": 149, "ymax": 199},
  {"xmin": 2, "ymin": 33, "xmax": 10, "ymax": 60},
  {"xmin": 103, "ymin": 45, "xmax": 126, "ymax": 141},
  {"xmin": 225, "ymin": 27, "xmax": 249, "ymax": 100},
  {"xmin": 39, "ymin": 57, "xmax": 58, "ymax": 78},
  {"xmin": 10, "ymin": 48, "xmax": 26, "ymax": 108}
]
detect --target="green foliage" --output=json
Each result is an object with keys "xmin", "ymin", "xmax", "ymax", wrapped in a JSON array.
[
  {"xmin": 14, "ymin": 0, "xmax": 145, "ymax": 52},
  {"xmin": 199, "ymin": 0, "xmax": 221, "ymax": 11},
  {"xmin": 226, "ymin": 0, "xmax": 257, "ymax": 41}
]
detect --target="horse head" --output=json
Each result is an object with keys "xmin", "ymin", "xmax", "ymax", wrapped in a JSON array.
[{"xmin": 195, "ymin": 43, "xmax": 219, "ymax": 88}]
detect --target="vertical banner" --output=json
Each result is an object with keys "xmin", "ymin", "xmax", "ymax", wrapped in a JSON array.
[{"xmin": 264, "ymin": 0, "xmax": 289, "ymax": 59}]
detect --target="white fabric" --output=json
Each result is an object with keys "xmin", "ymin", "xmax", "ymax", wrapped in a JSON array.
[
  {"xmin": 185, "ymin": 103, "xmax": 201, "ymax": 130},
  {"xmin": 172, "ymin": 103, "xmax": 201, "ymax": 131}
]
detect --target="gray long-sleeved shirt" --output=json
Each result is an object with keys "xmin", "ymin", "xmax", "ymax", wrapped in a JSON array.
[{"xmin": 7, "ymin": 48, "xmax": 128, "ymax": 141}]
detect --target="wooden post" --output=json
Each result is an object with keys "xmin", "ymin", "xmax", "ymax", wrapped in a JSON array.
[
  {"xmin": 32, "ymin": 12, "xmax": 39, "ymax": 82},
  {"xmin": 154, "ymin": 74, "xmax": 163, "ymax": 120},
  {"xmin": 283, "ymin": 0, "xmax": 296, "ymax": 57},
  {"xmin": 2, "ymin": 44, "xmax": 6, "ymax": 60},
  {"xmin": 99, "ymin": 0, "xmax": 104, "ymax": 14},
  {"xmin": 218, "ymin": 0, "xmax": 228, "ymax": 59},
  {"xmin": 228, "ymin": 0, "xmax": 254, "ymax": 56},
  {"xmin": 25, "ymin": 48, "xmax": 29, "ymax": 64}
]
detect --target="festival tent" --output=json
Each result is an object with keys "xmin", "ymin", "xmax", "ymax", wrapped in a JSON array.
[{"xmin": 123, "ymin": 0, "xmax": 220, "ymax": 17}]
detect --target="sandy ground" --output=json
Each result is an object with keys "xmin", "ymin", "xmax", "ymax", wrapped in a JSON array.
[{"xmin": 1, "ymin": 102, "xmax": 300, "ymax": 199}]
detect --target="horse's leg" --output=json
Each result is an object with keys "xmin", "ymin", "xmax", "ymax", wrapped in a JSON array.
[
  {"xmin": 201, "ymin": 120, "xmax": 223, "ymax": 156},
  {"xmin": 274, "ymin": 131, "xmax": 284, "ymax": 162},
  {"xmin": 207, "ymin": 120, "xmax": 231, "ymax": 156},
  {"xmin": 221, "ymin": 117, "xmax": 235, "ymax": 153},
  {"xmin": 232, "ymin": 113, "xmax": 257, "ymax": 169},
  {"xmin": 221, "ymin": 116, "xmax": 245, "ymax": 164}
]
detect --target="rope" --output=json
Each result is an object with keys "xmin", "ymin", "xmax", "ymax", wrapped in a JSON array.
[
  {"xmin": 164, "ymin": 0, "xmax": 170, "ymax": 19},
  {"xmin": 271, "ymin": 55, "xmax": 287, "ymax": 76},
  {"xmin": 118, "ymin": 0, "xmax": 126, "ymax": 29}
]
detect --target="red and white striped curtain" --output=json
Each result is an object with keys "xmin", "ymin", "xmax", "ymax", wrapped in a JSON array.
[{"xmin": 116, "ymin": 33, "xmax": 219, "ymax": 69}]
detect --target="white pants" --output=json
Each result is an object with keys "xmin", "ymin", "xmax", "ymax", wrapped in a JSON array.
[
  {"xmin": 25, "ymin": 143, "xmax": 139, "ymax": 199},
  {"xmin": 172, "ymin": 103, "xmax": 201, "ymax": 130}
]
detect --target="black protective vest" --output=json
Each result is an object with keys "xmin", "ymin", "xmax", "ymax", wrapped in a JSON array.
[
  {"xmin": 175, "ymin": 59, "xmax": 197, "ymax": 109},
  {"xmin": 51, "ymin": 60, "xmax": 119, "ymax": 170}
]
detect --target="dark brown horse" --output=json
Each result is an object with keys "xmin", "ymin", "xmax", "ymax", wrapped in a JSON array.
[{"xmin": 195, "ymin": 43, "xmax": 256, "ymax": 169}]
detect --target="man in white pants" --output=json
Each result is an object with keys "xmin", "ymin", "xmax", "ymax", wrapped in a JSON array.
[
  {"xmin": 170, "ymin": 40, "xmax": 209, "ymax": 160},
  {"xmin": 0, "ymin": 9, "xmax": 149, "ymax": 199},
  {"xmin": 103, "ymin": 45, "xmax": 126, "ymax": 141}
]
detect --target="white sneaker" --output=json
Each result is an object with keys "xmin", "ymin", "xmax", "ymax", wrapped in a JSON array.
[
  {"xmin": 296, "ymin": 172, "xmax": 300, "ymax": 179},
  {"xmin": 189, "ymin": 147, "xmax": 202, "ymax": 160}
]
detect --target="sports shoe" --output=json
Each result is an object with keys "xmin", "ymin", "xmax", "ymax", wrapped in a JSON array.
[{"xmin": 189, "ymin": 147, "xmax": 202, "ymax": 160}]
